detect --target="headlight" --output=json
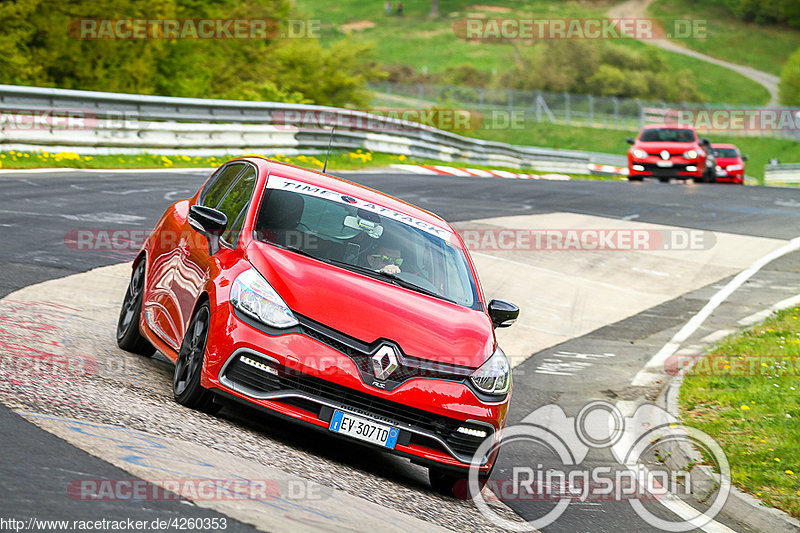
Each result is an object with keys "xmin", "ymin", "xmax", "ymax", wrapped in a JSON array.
[
  {"xmin": 683, "ymin": 150, "xmax": 698, "ymax": 159},
  {"xmin": 726, "ymin": 164, "xmax": 743, "ymax": 171},
  {"xmin": 632, "ymin": 149, "xmax": 647, "ymax": 159},
  {"xmin": 230, "ymin": 268, "xmax": 298, "ymax": 328},
  {"xmin": 470, "ymin": 347, "xmax": 511, "ymax": 396}
]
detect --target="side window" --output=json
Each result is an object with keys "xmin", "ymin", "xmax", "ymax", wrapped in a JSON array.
[
  {"xmin": 201, "ymin": 163, "xmax": 245, "ymax": 208},
  {"xmin": 217, "ymin": 166, "xmax": 257, "ymax": 247}
]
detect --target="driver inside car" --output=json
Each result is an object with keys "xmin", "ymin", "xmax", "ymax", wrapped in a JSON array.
[{"xmin": 367, "ymin": 245, "xmax": 403, "ymax": 274}]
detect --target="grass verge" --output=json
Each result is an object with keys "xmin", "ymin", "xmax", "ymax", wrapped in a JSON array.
[
  {"xmin": 679, "ymin": 306, "xmax": 800, "ymax": 518},
  {"xmin": 0, "ymin": 149, "xmax": 614, "ymax": 181}
]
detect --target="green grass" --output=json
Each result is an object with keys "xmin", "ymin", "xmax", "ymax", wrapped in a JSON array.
[
  {"xmin": 295, "ymin": 0, "xmax": 770, "ymax": 105},
  {"xmin": 650, "ymin": 0, "xmax": 800, "ymax": 76},
  {"xmin": 680, "ymin": 306, "xmax": 800, "ymax": 518},
  {"xmin": 0, "ymin": 148, "xmax": 613, "ymax": 181}
]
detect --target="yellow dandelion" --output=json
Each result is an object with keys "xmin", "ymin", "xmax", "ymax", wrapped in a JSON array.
[{"xmin": 740, "ymin": 405, "xmax": 750, "ymax": 411}]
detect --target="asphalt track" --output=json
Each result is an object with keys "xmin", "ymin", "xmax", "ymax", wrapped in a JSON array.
[{"xmin": 1, "ymin": 169, "xmax": 800, "ymax": 531}]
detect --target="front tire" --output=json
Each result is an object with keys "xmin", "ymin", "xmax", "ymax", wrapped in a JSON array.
[
  {"xmin": 116, "ymin": 260, "xmax": 155, "ymax": 356},
  {"xmin": 173, "ymin": 303, "xmax": 218, "ymax": 412}
]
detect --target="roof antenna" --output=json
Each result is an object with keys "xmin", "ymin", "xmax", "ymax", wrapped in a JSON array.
[{"xmin": 322, "ymin": 126, "xmax": 335, "ymax": 173}]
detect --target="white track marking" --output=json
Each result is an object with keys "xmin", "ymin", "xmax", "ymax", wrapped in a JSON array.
[
  {"xmin": 737, "ymin": 293, "xmax": 800, "ymax": 326},
  {"xmin": 632, "ymin": 235, "xmax": 800, "ymax": 386}
]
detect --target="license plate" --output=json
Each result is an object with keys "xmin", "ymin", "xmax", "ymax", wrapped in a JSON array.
[
  {"xmin": 329, "ymin": 410, "xmax": 399, "ymax": 449},
  {"xmin": 656, "ymin": 161, "xmax": 673, "ymax": 167},
  {"xmin": 716, "ymin": 169, "xmax": 727, "ymax": 176}
]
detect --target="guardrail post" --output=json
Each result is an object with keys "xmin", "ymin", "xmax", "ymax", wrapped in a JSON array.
[
  {"xmin": 588, "ymin": 94, "xmax": 594, "ymax": 126},
  {"xmin": 564, "ymin": 92, "xmax": 570, "ymax": 125},
  {"xmin": 417, "ymin": 83, "xmax": 424, "ymax": 106},
  {"xmin": 613, "ymin": 97, "xmax": 619, "ymax": 128},
  {"xmin": 636, "ymin": 99, "xmax": 643, "ymax": 130}
]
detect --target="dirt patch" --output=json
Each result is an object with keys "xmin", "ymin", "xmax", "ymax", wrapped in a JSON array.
[
  {"xmin": 468, "ymin": 4, "xmax": 512, "ymax": 13},
  {"xmin": 339, "ymin": 20, "xmax": 376, "ymax": 33}
]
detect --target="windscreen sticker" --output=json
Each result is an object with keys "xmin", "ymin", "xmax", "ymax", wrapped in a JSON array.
[{"xmin": 266, "ymin": 176, "xmax": 454, "ymax": 240}]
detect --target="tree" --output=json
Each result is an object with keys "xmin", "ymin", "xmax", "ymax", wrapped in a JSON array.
[
  {"xmin": 429, "ymin": 0, "xmax": 439, "ymax": 18},
  {"xmin": 779, "ymin": 47, "xmax": 800, "ymax": 106}
]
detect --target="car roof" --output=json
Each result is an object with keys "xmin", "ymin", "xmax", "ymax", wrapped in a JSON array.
[
  {"xmin": 711, "ymin": 143, "xmax": 738, "ymax": 149},
  {"xmin": 642, "ymin": 123, "xmax": 695, "ymax": 130},
  {"xmin": 240, "ymin": 156, "xmax": 451, "ymax": 231}
]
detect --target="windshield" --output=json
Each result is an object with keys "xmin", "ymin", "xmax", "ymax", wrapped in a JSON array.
[
  {"xmin": 712, "ymin": 148, "xmax": 739, "ymax": 158},
  {"xmin": 253, "ymin": 178, "xmax": 479, "ymax": 308},
  {"xmin": 640, "ymin": 128, "xmax": 696, "ymax": 143}
]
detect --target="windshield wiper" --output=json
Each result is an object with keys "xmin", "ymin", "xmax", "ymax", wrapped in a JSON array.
[{"xmin": 327, "ymin": 259, "xmax": 454, "ymax": 303}]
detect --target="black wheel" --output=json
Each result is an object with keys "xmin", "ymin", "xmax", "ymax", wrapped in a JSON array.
[
  {"xmin": 700, "ymin": 165, "xmax": 716, "ymax": 183},
  {"xmin": 627, "ymin": 176, "xmax": 643, "ymax": 182},
  {"xmin": 428, "ymin": 466, "xmax": 492, "ymax": 500},
  {"xmin": 173, "ymin": 303, "xmax": 218, "ymax": 412},
  {"xmin": 116, "ymin": 260, "xmax": 155, "ymax": 356}
]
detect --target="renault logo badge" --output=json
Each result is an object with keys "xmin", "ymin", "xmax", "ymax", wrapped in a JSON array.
[{"xmin": 371, "ymin": 345, "xmax": 399, "ymax": 380}]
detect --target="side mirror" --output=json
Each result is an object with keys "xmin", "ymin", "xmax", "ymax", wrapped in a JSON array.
[
  {"xmin": 189, "ymin": 205, "xmax": 227, "ymax": 255},
  {"xmin": 700, "ymin": 138, "xmax": 711, "ymax": 146},
  {"xmin": 488, "ymin": 299, "xmax": 519, "ymax": 328},
  {"xmin": 742, "ymin": 155, "xmax": 748, "ymax": 161},
  {"xmin": 626, "ymin": 137, "xmax": 635, "ymax": 145}
]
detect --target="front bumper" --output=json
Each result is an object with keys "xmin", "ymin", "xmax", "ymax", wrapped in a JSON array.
[
  {"xmin": 202, "ymin": 303, "xmax": 508, "ymax": 473},
  {"xmin": 628, "ymin": 156, "xmax": 704, "ymax": 178}
]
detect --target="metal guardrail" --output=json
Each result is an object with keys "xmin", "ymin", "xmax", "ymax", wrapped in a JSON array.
[
  {"xmin": 370, "ymin": 82, "xmax": 800, "ymax": 141},
  {"xmin": 0, "ymin": 84, "xmax": 628, "ymax": 174},
  {"xmin": 765, "ymin": 163, "xmax": 800, "ymax": 184}
]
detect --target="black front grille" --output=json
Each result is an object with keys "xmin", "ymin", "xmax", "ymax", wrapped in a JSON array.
[
  {"xmin": 222, "ymin": 351, "xmax": 492, "ymax": 460},
  {"xmin": 640, "ymin": 163, "xmax": 689, "ymax": 176},
  {"xmin": 296, "ymin": 314, "xmax": 474, "ymax": 383}
]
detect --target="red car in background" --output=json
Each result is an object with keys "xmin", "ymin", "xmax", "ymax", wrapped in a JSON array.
[
  {"xmin": 712, "ymin": 144, "xmax": 747, "ymax": 185},
  {"xmin": 116, "ymin": 157, "xmax": 518, "ymax": 497},
  {"xmin": 627, "ymin": 124, "xmax": 715, "ymax": 183}
]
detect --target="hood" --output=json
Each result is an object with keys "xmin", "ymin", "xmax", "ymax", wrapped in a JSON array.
[
  {"xmin": 715, "ymin": 157, "xmax": 742, "ymax": 166},
  {"xmin": 245, "ymin": 241, "xmax": 495, "ymax": 368},
  {"xmin": 635, "ymin": 141, "xmax": 700, "ymax": 153}
]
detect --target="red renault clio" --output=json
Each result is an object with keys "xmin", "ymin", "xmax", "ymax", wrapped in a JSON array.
[{"xmin": 116, "ymin": 157, "xmax": 518, "ymax": 495}]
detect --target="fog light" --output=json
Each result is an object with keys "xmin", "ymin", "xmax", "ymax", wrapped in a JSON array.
[
  {"xmin": 686, "ymin": 165, "xmax": 697, "ymax": 172},
  {"xmin": 632, "ymin": 165, "xmax": 645, "ymax": 171},
  {"xmin": 240, "ymin": 355, "xmax": 278, "ymax": 375},
  {"xmin": 457, "ymin": 426, "xmax": 488, "ymax": 438}
]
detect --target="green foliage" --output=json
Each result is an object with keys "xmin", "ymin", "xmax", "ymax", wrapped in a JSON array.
[
  {"xmin": 721, "ymin": 0, "xmax": 800, "ymax": 29},
  {"xmin": 0, "ymin": 0, "xmax": 382, "ymax": 106},
  {"xmin": 497, "ymin": 40, "xmax": 702, "ymax": 101},
  {"xmin": 779, "ymin": 47, "xmax": 800, "ymax": 105}
]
